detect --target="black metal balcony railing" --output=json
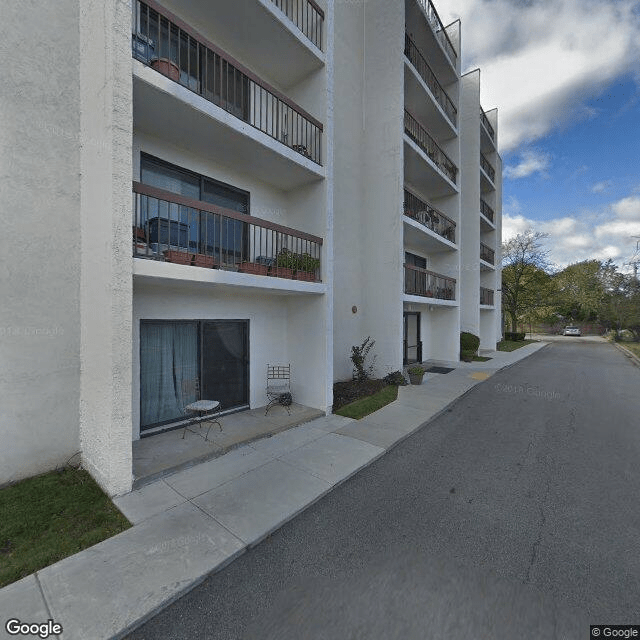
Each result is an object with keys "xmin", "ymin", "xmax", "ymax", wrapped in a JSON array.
[
  {"xmin": 480, "ymin": 107, "xmax": 495, "ymax": 141},
  {"xmin": 480, "ymin": 287, "xmax": 494, "ymax": 306},
  {"xmin": 133, "ymin": 182, "xmax": 323, "ymax": 281},
  {"xmin": 404, "ymin": 264, "xmax": 456, "ymax": 300},
  {"xmin": 415, "ymin": 0, "xmax": 457, "ymax": 66},
  {"xmin": 480, "ymin": 198, "xmax": 495, "ymax": 223},
  {"xmin": 480, "ymin": 242, "xmax": 495, "ymax": 265},
  {"xmin": 132, "ymin": 0, "xmax": 323, "ymax": 165},
  {"xmin": 404, "ymin": 110, "xmax": 457, "ymax": 184},
  {"xmin": 404, "ymin": 34, "xmax": 457, "ymax": 127},
  {"xmin": 480, "ymin": 152, "xmax": 495, "ymax": 183},
  {"xmin": 403, "ymin": 189, "xmax": 456, "ymax": 243},
  {"xmin": 270, "ymin": 0, "xmax": 324, "ymax": 51}
]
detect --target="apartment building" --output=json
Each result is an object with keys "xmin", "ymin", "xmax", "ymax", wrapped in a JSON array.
[
  {"xmin": 0, "ymin": 0, "xmax": 500, "ymax": 497},
  {"xmin": 332, "ymin": 0, "xmax": 502, "ymax": 376}
]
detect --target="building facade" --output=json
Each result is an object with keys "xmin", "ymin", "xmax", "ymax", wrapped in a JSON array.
[{"xmin": 0, "ymin": 0, "xmax": 501, "ymax": 496}]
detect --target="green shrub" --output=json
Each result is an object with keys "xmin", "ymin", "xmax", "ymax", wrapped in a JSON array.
[
  {"xmin": 407, "ymin": 365, "xmax": 425, "ymax": 376},
  {"xmin": 297, "ymin": 252, "xmax": 320, "ymax": 273},
  {"xmin": 383, "ymin": 370, "xmax": 408, "ymax": 386},
  {"xmin": 276, "ymin": 249, "xmax": 298, "ymax": 270},
  {"xmin": 460, "ymin": 332, "xmax": 480, "ymax": 353},
  {"xmin": 504, "ymin": 332, "xmax": 526, "ymax": 341},
  {"xmin": 351, "ymin": 336, "xmax": 376, "ymax": 382}
]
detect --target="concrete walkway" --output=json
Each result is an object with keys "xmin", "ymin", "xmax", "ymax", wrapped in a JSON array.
[{"xmin": 0, "ymin": 341, "xmax": 548, "ymax": 640}]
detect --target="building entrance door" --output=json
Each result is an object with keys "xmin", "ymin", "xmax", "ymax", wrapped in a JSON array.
[{"xmin": 403, "ymin": 312, "xmax": 421, "ymax": 364}]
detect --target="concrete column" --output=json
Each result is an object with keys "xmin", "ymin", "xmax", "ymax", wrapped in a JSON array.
[{"xmin": 79, "ymin": 0, "xmax": 133, "ymax": 496}]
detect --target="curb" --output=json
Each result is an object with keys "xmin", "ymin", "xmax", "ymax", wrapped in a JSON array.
[{"xmin": 613, "ymin": 342, "xmax": 640, "ymax": 368}]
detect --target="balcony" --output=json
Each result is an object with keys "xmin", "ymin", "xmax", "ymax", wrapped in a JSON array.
[
  {"xmin": 480, "ymin": 152, "xmax": 495, "ymax": 193},
  {"xmin": 480, "ymin": 286, "xmax": 494, "ymax": 306},
  {"xmin": 132, "ymin": 0, "xmax": 323, "ymax": 166},
  {"xmin": 404, "ymin": 264, "xmax": 456, "ymax": 301},
  {"xmin": 133, "ymin": 182, "xmax": 323, "ymax": 283},
  {"xmin": 480, "ymin": 242, "xmax": 495, "ymax": 266},
  {"xmin": 404, "ymin": 34, "xmax": 456, "ymax": 128},
  {"xmin": 404, "ymin": 110, "xmax": 457, "ymax": 187},
  {"xmin": 404, "ymin": 189, "xmax": 456, "ymax": 245},
  {"xmin": 480, "ymin": 198, "xmax": 495, "ymax": 228},
  {"xmin": 480, "ymin": 107, "xmax": 495, "ymax": 142},
  {"xmin": 413, "ymin": 0, "xmax": 457, "ymax": 68},
  {"xmin": 270, "ymin": 0, "xmax": 324, "ymax": 51}
]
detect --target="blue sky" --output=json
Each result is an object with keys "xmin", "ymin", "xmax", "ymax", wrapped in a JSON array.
[{"xmin": 439, "ymin": 0, "xmax": 640, "ymax": 272}]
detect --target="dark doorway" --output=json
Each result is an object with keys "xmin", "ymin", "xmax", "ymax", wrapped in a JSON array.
[{"xmin": 403, "ymin": 312, "xmax": 422, "ymax": 365}]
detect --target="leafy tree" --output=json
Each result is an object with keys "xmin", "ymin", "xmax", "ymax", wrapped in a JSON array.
[
  {"xmin": 552, "ymin": 260, "xmax": 604, "ymax": 322},
  {"xmin": 597, "ymin": 261, "xmax": 640, "ymax": 340},
  {"xmin": 501, "ymin": 230, "xmax": 552, "ymax": 332}
]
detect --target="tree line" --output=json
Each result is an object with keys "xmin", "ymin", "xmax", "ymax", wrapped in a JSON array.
[{"xmin": 502, "ymin": 230, "xmax": 640, "ymax": 340}]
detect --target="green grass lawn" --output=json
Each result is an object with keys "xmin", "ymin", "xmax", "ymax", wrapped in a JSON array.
[
  {"xmin": 0, "ymin": 468, "xmax": 131, "ymax": 588},
  {"xmin": 335, "ymin": 384, "xmax": 399, "ymax": 420},
  {"xmin": 472, "ymin": 355, "xmax": 492, "ymax": 362},
  {"xmin": 496, "ymin": 339, "xmax": 538, "ymax": 352}
]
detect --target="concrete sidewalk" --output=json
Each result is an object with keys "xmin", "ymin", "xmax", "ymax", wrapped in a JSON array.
[{"xmin": 0, "ymin": 341, "xmax": 548, "ymax": 640}]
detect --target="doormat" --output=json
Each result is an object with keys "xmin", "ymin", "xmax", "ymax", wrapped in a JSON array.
[{"xmin": 425, "ymin": 366, "xmax": 455, "ymax": 374}]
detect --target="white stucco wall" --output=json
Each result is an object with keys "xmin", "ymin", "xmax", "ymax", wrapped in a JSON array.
[
  {"xmin": 331, "ymin": 0, "xmax": 366, "ymax": 381},
  {"xmin": 360, "ymin": 0, "xmax": 405, "ymax": 376},
  {"xmin": 0, "ymin": 0, "xmax": 82, "ymax": 485},
  {"xmin": 79, "ymin": 0, "xmax": 134, "ymax": 497},
  {"xmin": 459, "ymin": 71, "xmax": 481, "ymax": 340}
]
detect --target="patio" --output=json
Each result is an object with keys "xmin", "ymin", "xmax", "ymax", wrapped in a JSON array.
[{"xmin": 133, "ymin": 403, "xmax": 324, "ymax": 488}]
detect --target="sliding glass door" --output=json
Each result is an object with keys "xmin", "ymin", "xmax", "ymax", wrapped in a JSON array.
[
  {"xmin": 201, "ymin": 321, "xmax": 249, "ymax": 411},
  {"xmin": 140, "ymin": 320, "xmax": 249, "ymax": 432}
]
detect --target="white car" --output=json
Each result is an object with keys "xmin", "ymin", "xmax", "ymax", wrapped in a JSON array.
[{"xmin": 563, "ymin": 326, "xmax": 581, "ymax": 336}]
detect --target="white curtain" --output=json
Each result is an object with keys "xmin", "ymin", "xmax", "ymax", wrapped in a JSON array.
[{"xmin": 140, "ymin": 322, "xmax": 199, "ymax": 429}]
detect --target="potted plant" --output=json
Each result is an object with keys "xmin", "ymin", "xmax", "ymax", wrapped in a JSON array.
[
  {"xmin": 273, "ymin": 249, "xmax": 297, "ymax": 279},
  {"xmin": 150, "ymin": 57, "xmax": 180, "ymax": 82},
  {"xmin": 407, "ymin": 365, "xmax": 426, "ymax": 385},
  {"xmin": 460, "ymin": 331, "xmax": 480, "ymax": 362},
  {"xmin": 150, "ymin": 37, "xmax": 180, "ymax": 82},
  {"xmin": 295, "ymin": 253, "xmax": 320, "ymax": 281},
  {"xmin": 163, "ymin": 249, "xmax": 193, "ymax": 265}
]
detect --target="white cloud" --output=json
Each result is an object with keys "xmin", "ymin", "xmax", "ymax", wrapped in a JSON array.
[
  {"xmin": 594, "ymin": 220, "xmax": 640, "ymax": 238},
  {"xmin": 539, "ymin": 217, "xmax": 577, "ymax": 236},
  {"xmin": 504, "ymin": 149, "xmax": 551, "ymax": 179},
  {"xmin": 502, "ymin": 214, "xmax": 531, "ymax": 241},
  {"xmin": 593, "ymin": 245, "xmax": 623, "ymax": 261},
  {"xmin": 591, "ymin": 180, "xmax": 612, "ymax": 193},
  {"xmin": 499, "ymin": 189, "xmax": 640, "ymax": 269},
  {"xmin": 611, "ymin": 194, "xmax": 640, "ymax": 218},
  {"xmin": 440, "ymin": 0, "xmax": 640, "ymax": 151}
]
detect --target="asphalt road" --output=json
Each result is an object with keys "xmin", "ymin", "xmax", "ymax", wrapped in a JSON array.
[{"xmin": 128, "ymin": 340, "xmax": 640, "ymax": 639}]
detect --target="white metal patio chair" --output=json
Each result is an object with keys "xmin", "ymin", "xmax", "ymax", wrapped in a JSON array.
[
  {"xmin": 180, "ymin": 377, "xmax": 222, "ymax": 441},
  {"xmin": 265, "ymin": 364, "xmax": 292, "ymax": 415}
]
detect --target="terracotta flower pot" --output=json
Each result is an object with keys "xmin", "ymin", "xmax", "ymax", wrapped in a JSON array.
[
  {"xmin": 239, "ymin": 262, "xmax": 269, "ymax": 276},
  {"xmin": 295, "ymin": 270, "xmax": 316, "ymax": 282},
  {"xmin": 151, "ymin": 58, "xmax": 180, "ymax": 83},
  {"xmin": 192, "ymin": 254, "xmax": 216, "ymax": 269},
  {"xmin": 272, "ymin": 267, "xmax": 295, "ymax": 279},
  {"xmin": 163, "ymin": 250, "xmax": 193, "ymax": 265}
]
